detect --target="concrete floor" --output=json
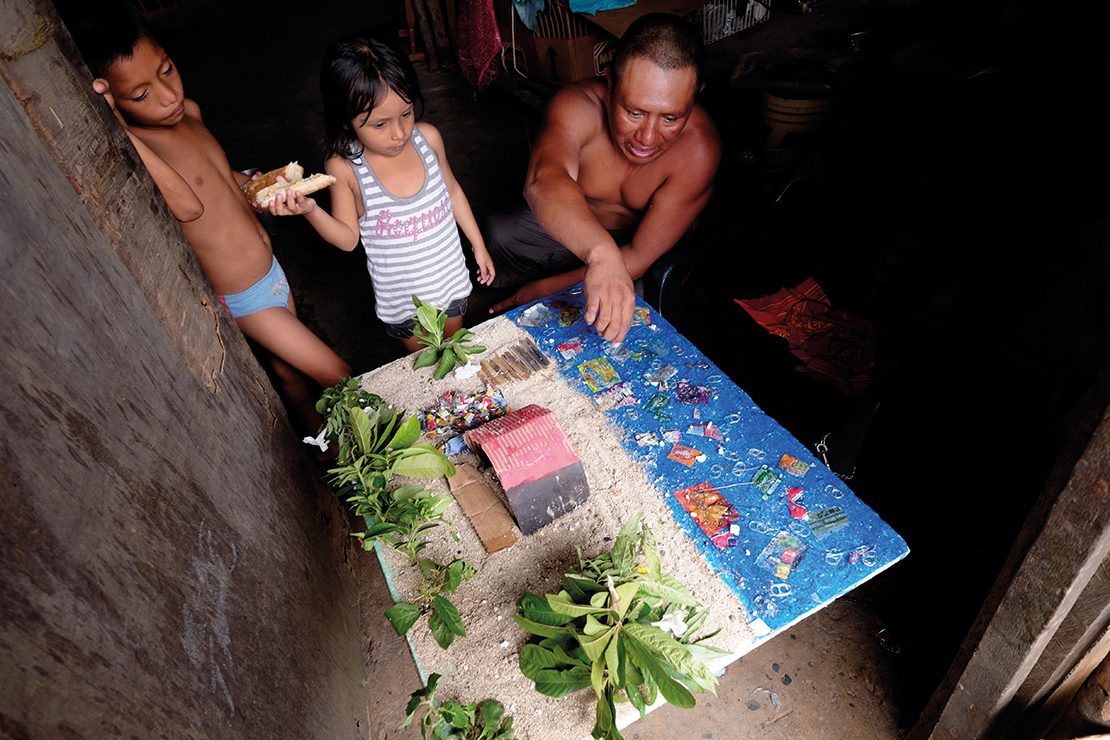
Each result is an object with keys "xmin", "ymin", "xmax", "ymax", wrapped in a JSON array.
[{"xmin": 149, "ymin": 0, "xmax": 1110, "ymax": 737}]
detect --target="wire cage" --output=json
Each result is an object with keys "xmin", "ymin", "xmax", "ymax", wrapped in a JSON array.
[{"xmin": 686, "ymin": 0, "xmax": 771, "ymax": 44}]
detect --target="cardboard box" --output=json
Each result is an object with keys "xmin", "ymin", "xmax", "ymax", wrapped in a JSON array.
[
  {"xmin": 494, "ymin": 0, "xmax": 617, "ymax": 84},
  {"xmin": 523, "ymin": 32, "xmax": 617, "ymax": 84}
]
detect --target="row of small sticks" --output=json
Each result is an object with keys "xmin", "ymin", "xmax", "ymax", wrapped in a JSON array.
[{"xmin": 476, "ymin": 337, "xmax": 551, "ymax": 386}]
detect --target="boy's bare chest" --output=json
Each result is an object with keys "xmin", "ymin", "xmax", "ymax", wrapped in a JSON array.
[{"xmin": 141, "ymin": 122, "xmax": 235, "ymax": 193}]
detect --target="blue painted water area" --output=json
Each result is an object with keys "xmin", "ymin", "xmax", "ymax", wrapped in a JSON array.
[{"xmin": 507, "ymin": 285, "xmax": 909, "ymax": 640}]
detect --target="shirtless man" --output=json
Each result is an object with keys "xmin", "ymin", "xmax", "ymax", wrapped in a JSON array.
[
  {"xmin": 487, "ymin": 13, "xmax": 721, "ymax": 346},
  {"xmin": 59, "ymin": 0, "xmax": 350, "ymax": 436}
]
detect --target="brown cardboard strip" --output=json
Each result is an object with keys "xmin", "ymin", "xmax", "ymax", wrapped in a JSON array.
[{"xmin": 447, "ymin": 463, "xmax": 519, "ymax": 554}]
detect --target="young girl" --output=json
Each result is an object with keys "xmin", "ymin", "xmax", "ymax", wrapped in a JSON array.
[{"xmin": 268, "ymin": 35, "xmax": 495, "ymax": 353}]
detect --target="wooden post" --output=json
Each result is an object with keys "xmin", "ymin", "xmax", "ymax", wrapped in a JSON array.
[
  {"xmin": 0, "ymin": 2, "xmax": 368, "ymax": 736},
  {"xmin": 907, "ymin": 368, "xmax": 1110, "ymax": 740}
]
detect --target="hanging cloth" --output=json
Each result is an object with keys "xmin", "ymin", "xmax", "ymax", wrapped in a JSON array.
[{"xmin": 458, "ymin": 0, "xmax": 503, "ymax": 90}]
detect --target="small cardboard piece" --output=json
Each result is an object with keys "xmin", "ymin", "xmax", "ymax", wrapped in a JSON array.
[
  {"xmin": 465, "ymin": 405, "xmax": 590, "ymax": 534},
  {"xmin": 447, "ymin": 464, "xmax": 519, "ymax": 554}
]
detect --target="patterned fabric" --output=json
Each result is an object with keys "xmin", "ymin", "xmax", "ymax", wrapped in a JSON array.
[
  {"xmin": 735, "ymin": 277, "xmax": 890, "ymax": 397},
  {"xmin": 350, "ymin": 127, "xmax": 471, "ymax": 324},
  {"xmin": 458, "ymin": 0, "xmax": 502, "ymax": 91}
]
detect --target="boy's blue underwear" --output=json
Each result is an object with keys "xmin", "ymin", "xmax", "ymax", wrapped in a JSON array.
[{"xmin": 218, "ymin": 256, "xmax": 290, "ymax": 319}]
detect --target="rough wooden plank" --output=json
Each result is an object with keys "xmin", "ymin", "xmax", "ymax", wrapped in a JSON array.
[
  {"xmin": 907, "ymin": 368, "xmax": 1110, "ymax": 740},
  {"xmin": 0, "ymin": 0, "xmax": 229, "ymax": 393},
  {"xmin": 0, "ymin": 17, "xmax": 367, "ymax": 740}
]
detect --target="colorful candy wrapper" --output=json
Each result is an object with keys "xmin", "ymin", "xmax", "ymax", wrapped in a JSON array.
[
  {"xmin": 751, "ymin": 465, "xmax": 783, "ymax": 497},
  {"xmin": 578, "ymin": 357, "xmax": 621, "ymax": 392},
  {"xmin": 809, "ymin": 506, "xmax": 849, "ymax": 539},
  {"xmin": 778, "ymin": 454, "xmax": 811, "ymax": 478},
  {"xmin": 667, "ymin": 444, "xmax": 703, "ymax": 466},
  {"xmin": 759, "ymin": 531, "xmax": 809, "ymax": 580},
  {"xmin": 593, "ymin": 381, "xmax": 638, "ymax": 411},
  {"xmin": 643, "ymin": 393, "xmax": 672, "ymax": 422},
  {"xmin": 556, "ymin": 337, "xmax": 584, "ymax": 360},
  {"xmin": 673, "ymin": 482, "xmax": 740, "ymax": 548},
  {"xmin": 676, "ymin": 382, "xmax": 711, "ymax": 404},
  {"xmin": 518, "ymin": 303, "xmax": 556, "ymax": 326}
]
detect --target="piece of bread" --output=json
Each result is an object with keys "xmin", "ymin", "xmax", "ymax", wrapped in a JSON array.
[
  {"xmin": 242, "ymin": 163, "xmax": 337, "ymax": 208},
  {"xmin": 242, "ymin": 162, "xmax": 303, "ymax": 202}
]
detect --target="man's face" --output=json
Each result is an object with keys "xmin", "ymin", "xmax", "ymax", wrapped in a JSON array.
[
  {"xmin": 104, "ymin": 37, "xmax": 185, "ymax": 127},
  {"xmin": 607, "ymin": 57, "xmax": 698, "ymax": 165}
]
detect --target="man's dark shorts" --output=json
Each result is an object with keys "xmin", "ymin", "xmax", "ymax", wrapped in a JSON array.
[{"xmin": 486, "ymin": 206, "xmax": 634, "ymax": 288}]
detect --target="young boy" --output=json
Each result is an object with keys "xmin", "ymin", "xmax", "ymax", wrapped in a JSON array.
[{"xmin": 57, "ymin": 0, "xmax": 351, "ymax": 438}]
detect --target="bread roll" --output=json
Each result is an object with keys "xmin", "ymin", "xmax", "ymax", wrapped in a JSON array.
[
  {"xmin": 242, "ymin": 162, "xmax": 303, "ymax": 202},
  {"xmin": 242, "ymin": 163, "xmax": 336, "ymax": 208}
]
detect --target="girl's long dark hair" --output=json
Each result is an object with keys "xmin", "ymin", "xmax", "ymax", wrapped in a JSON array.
[{"xmin": 320, "ymin": 35, "xmax": 424, "ymax": 160}]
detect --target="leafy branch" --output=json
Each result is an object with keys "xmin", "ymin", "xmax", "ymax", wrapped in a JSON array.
[
  {"xmin": 401, "ymin": 673, "xmax": 515, "ymax": 740},
  {"xmin": 411, "ymin": 296, "xmax": 485, "ymax": 380},
  {"xmin": 513, "ymin": 514, "xmax": 729, "ymax": 740},
  {"xmin": 312, "ymin": 378, "xmax": 456, "ymax": 564},
  {"xmin": 385, "ymin": 557, "xmax": 477, "ymax": 650}
]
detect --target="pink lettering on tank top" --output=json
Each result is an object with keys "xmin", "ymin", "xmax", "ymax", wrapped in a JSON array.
[{"xmin": 374, "ymin": 194, "xmax": 454, "ymax": 243}]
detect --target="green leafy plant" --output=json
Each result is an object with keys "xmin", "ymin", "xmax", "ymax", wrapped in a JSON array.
[
  {"xmin": 313, "ymin": 378, "xmax": 456, "ymax": 564},
  {"xmin": 513, "ymin": 514, "xmax": 729, "ymax": 740},
  {"xmin": 313, "ymin": 376, "xmax": 385, "ymax": 458},
  {"xmin": 385, "ymin": 557, "xmax": 477, "ymax": 649},
  {"xmin": 411, "ymin": 296, "xmax": 485, "ymax": 380},
  {"xmin": 401, "ymin": 673, "xmax": 515, "ymax": 740}
]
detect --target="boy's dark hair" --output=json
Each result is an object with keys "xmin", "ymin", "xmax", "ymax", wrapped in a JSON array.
[
  {"xmin": 611, "ymin": 13, "xmax": 704, "ymax": 90},
  {"xmin": 54, "ymin": 0, "xmax": 159, "ymax": 78},
  {"xmin": 320, "ymin": 34, "xmax": 424, "ymax": 160}
]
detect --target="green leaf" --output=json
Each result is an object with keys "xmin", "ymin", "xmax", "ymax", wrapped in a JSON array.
[
  {"xmin": 583, "ymin": 614, "xmax": 608, "ymax": 636},
  {"xmin": 428, "ymin": 610, "xmax": 457, "ymax": 650},
  {"xmin": 519, "ymin": 644, "xmax": 566, "ymax": 680},
  {"xmin": 611, "ymin": 513, "xmax": 642, "ymax": 573},
  {"xmin": 434, "ymin": 348, "xmax": 457, "ymax": 380},
  {"xmin": 623, "ymin": 636, "xmax": 695, "ymax": 709},
  {"xmin": 414, "ymin": 346, "xmax": 440, "ymax": 369},
  {"xmin": 625, "ymin": 623, "xmax": 716, "ymax": 690},
  {"xmin": 532, "ymin": 666, "xmax": 592, "ymax": 698},
  {"xmin": 605, "ymin": 632, "xmax": 625, "ymax": 690},
  {"xmin": 386, "ymin": 414, "xmax": 422, "ymax": 451},
  {"xmin": 416, "ymin": 302, "xmax": 441, "ymax": 336},
  {"xmin": 613, "ymin": 581, "xmax": 640, "ymax": 620},
  {"xmin": 549, "ymin": 591, "xmax": 608, "ymax": 618},
  {"xmin": 512, "ymin": 614, "xmax": 571, "ymax": 639},
  {"xmin": 478, "ymin": 701, "xmax": 505, "ymax": 739},
  {"xmin": 393, "ymin": 447, "xmax": 453, "ymax": 479},
  {"xmin": 590, "ymin": 647, "xmax": 606, "ymax": 699},
  {"xmin": 590, "ymin": 689, "xmax": 617, "ymax": 740},
  {"xmin": 518, "ymin": 592, "xmax": 576, "ymax": 626},
  {"xmin": 625, "ymin": 682, "xmax": 648, "ymax": 723},
  {"xmin": 348, "ymin": 406, "xmax": 376, "ymax": 456},
  {"xmin": 433, "ymin": 595, "xmax": 466, "ymax": 637},
  {"xmin": 575, "ymin": 625, "xmax": 615, "ymax": 664},
  {"xmin": 384, "ymin": 603, "xmax": 421, "ymax": 639},
  {"xmin": 634, "ymin": 575, "xmax": 700, "ymax": 608}
]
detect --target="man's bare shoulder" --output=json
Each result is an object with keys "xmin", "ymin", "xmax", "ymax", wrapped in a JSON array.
[
  {"xmin": 664, "ymin": 104, "xmax": 721, "ymax": 177},
  {"xmin": 545, "ymin": 78, "xmax": 607, "ymax": 133}
]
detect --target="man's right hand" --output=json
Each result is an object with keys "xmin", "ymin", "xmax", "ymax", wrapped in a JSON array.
[{"xmin": 582, "ymin": 251, "xmax": 635, "ymax": 346}]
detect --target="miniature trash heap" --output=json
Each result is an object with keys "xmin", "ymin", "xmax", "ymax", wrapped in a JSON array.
[{"xmin": 463, "ymin": 405, "xmax": 589, "ymax": 535}]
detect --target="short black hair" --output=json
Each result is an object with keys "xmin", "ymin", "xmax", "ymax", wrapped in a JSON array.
[
  {"xmin": 611, "ymin": 13, "xmax": 704, "ymax": 90},
  {"xmin": 319, "ymin": 34, "xmax": 424, "ymax": 160},
  {"xmin": 53, "ymin": 0, "xmax": 158, "ymax": 78}
]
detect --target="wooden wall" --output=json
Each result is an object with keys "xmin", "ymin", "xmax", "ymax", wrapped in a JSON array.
[{"xmin": 0, "ymin": 1, "xmax": 368, "ymax": 736}]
